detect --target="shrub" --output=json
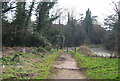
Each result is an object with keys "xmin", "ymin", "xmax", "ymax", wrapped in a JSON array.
[
  {"xmin": 79, "ymin": 46, "xmax": 92, "ymax": 55},
  {"xmin": 37, "ymin": 47, "xmax": 47, "ymax": 53}
]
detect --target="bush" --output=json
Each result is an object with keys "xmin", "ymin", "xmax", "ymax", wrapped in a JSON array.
[
  {"xmin": 79, "ymin": 46, "xmax": 93, "ymax": 55},
  {"xmin": 37, "ymin": 47, "xmax": 47, "ymax": 53}
]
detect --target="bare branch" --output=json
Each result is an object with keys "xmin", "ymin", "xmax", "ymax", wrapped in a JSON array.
[
  {"xmin": 2, "ymin": 6, "xmax": 16, "ymax": 13},
  {"xmin": 112, "ymin": 1, "xmax": 119, "ymax": 13}
]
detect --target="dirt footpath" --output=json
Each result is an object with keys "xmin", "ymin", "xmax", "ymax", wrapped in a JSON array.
[{"xmin": 51, "ymin": 52, "xmax": 86, "ymax": 79}]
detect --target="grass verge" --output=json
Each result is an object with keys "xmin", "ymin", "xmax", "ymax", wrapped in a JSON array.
[{"xmin": 34, "ymin": 51, "xmax": 60, "ymax": 79}]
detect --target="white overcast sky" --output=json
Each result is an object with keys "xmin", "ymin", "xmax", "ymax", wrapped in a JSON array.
[
  {"xmin": 6, "ymin": 0, "xmax": 120, "ymax": 25},
  {"xmin": 55, "ymin": 0, "xmax": 119, "ymax": 25}
]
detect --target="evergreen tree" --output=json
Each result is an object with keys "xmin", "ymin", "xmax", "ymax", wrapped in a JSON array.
[
  {"xmin": 12, "ymin": 2, "xmax": 27, "ymax": 46},
  {"xmin": 36, "ymin": 1, "xmax": 58, "ymax": 32},
  {"xmin": 82, "ymin": 8, "xmax": 93, "ymax": 43}
]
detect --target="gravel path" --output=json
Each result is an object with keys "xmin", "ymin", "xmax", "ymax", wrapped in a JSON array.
[{"xmin": 51, "ymin": 52, "xmax": 86, "ymax": 79}]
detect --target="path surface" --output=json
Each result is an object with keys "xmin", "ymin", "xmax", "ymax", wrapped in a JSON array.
[{"xmin": 51, "ymin": 52, "xmax": 86, "ymax": 79}]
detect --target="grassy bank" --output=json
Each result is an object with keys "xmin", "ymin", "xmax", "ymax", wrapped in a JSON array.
[
  {"xmin": 74, "ymin": 52, "xmax": 119, "ymax": 80},
  {"xmin": 1, "ymin": 47, "xmax": 60, "ymax": 79}
]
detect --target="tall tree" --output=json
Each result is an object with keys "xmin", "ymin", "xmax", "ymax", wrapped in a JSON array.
[
  {"xmin": 103, "ymin": 1, "xmax": 120, "ymax": 56},
  {"xmin": 12, "ymin": 2, "xmax": 27, "ymax": 46},
  {"xmin": 35, "ymin": 1, "xmax": 58, "ymax": 32},
  {"xmin": 82, "ymin": 8, "xmax": 93, "ymax": 44}
]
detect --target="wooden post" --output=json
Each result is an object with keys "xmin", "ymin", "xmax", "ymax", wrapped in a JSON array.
[
  {"xmin": 62, "ymin": 37, "xmax": 65, "ymax": 49},
  {"xmin": 67, "ymin": 47, "xmax": 68, "ymax": 52},
  {"xmin": 56, "ymin": 45, "xmax": 58, "ymax": 51},
  {"xmin": 74, "ymin": 47, "xmax": 76, "ymax": 53}
]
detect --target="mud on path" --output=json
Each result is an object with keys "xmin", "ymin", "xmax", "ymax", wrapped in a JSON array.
[{"xmin": 51, "ymin": 52, "xmax": 86, "ymax": 79}]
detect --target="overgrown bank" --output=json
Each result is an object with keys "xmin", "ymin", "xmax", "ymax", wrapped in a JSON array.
[
  {"xmin": 73, "ymin": 51, "xmax": 119, "ymax": 80},
  {"xmin": 1, "ymin": 47, "xmax": 60, "ymax": 79}
]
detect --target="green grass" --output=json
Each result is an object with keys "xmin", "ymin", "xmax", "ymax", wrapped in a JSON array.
[
  {"xmin": 74, "ymin": 52, "xmax": 119, "ymax": 80},
  {"xmin": 1, "ymin": 49, "xmax": 60, "ymax": 79},
  {"xmin": 34, "ymin": 52, "xmax": 60, "ymax": 79}
]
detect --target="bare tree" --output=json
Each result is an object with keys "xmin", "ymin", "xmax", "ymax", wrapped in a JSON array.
[
  {"xmin": 118, "ymin": 1, "xmax": 120, "ymax": 20},
  {"xmin": 112, "ymin": 1, "xmax": 120, "ymax": 20}
]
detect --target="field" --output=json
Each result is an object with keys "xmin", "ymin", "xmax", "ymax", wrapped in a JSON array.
[{"xmin": 74, "ymin": 51, "xmax": 119, "ymax": 80}]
